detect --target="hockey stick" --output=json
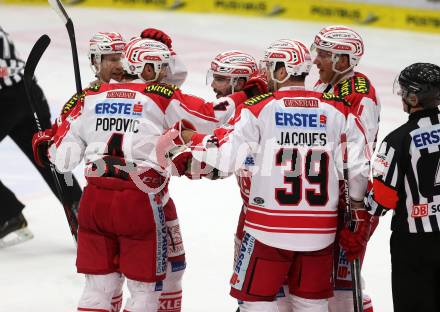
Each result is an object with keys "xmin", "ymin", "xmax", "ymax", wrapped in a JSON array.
[
  {"xmin": 24, "ymin": 35, "xmax": 78, "ymax": 244},
  {"xmin": 340, "ymin": 133, "xmax": 364, "ymax": 312},
  {"xmin": 48, "ymin": 0, "xmax": 82, "ymax": 94}
]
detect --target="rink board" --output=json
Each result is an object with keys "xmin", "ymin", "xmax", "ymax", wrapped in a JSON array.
[{"xmin": 2, "ymin": 0, "xmax": 440, "ymax": 34}]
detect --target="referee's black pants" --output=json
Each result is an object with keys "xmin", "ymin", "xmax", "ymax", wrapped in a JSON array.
[
  {"xmin": 391, "ymin": 231, "xmax": 440, "ymax": 312},
  {"xmin": 0, "ymin": 80, "xmax": 82, "ymax": 224}
]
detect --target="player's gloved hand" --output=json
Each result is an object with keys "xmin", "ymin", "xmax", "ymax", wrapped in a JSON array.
[
  {"xmin": 140, "ymin": 28, "xmax": 172, "ymax": 49},
  {"xmin": 32, "ymin": 129, "xmax": 53, "ymax": 167},
  {"xmin": 170, "ymin": 150, "xmax": 192, "ymax": 176},
  {"xmin": 243, "ymin": 72, "xmax": 268, "ymax": 98},
  {"xmin": 156, "ymin": 120, "xmax": 196, "ymax": 169},
  {"xmin": 339, "ymin": 200, "xmax": 373, "ymax": 261}
]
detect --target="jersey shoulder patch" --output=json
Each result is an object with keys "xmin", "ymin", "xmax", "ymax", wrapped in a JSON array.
[
  {"xmin": 321, "ymin": 92, "xmax": 351, "ymax": 107},
  {"xmin": 61, "ymin": 91, "xmax": 86, "ymax": 115},
  {"xmin": 87, "ymin": 83, "xmax": 101, "ymax": 92},
  {"xmin": 244, "ymin": 93, "xmax": 273, "ymax": 106},
  {"xmin": 353, "ymin": 76, "xmax": 371, "ymax": 94},
  {"xmin": 144, "ymin": 83, "xmax": 178, "ymax": 99}
]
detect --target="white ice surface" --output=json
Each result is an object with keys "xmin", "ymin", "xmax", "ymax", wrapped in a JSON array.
[{"xmin": 0, "ymin": 4, "xmax": 439, "ymax": 311}]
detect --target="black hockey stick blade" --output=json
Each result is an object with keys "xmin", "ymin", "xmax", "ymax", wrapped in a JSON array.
[
  {"xmin": 24, "ymin": 35, "xmax": 50, "ymax": 88},
  {"xmin": 48, "ymin": 0, "xmax": 82, "ymax": 94},
  {"xmin": 23, "ymin": 35, "xmax": 79, "ymax": 244},
  {"xmin": 24, "ymin": 35, "xmax": 51, "ymax": 132}
]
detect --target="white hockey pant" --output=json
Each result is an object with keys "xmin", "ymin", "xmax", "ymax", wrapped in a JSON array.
[
  {"xmin": 111, "ymin": 275, "xmax": 125, "ymax": 312},
  {"xmin": 275, "ymin": 284, "xmax": 292, "ymax": 312},
  {"xmin": 123, "ymin": 278, "xmax": 161, "ymax": 312},
  {"xmin": 290, "ymin": 294, "xmax": 328, "ymax": 312},
  {"xmin": 329, "ymin": 290, "xmax": 373, "ymax": 312},
  {"xmin": 78, "ymin": 273, "xmax": 124, "ymax": 311},
  {"xmin": 158, "ymin": 261, "xmax": 185, "ymax": 312}
]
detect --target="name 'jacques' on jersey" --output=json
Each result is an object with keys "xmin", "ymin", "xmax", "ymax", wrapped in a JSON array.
[{"xmin": 190, "ymin": 87, "xmax": 370, "ymax": 251}]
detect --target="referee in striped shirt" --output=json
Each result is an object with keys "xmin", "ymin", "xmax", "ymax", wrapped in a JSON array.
[
  {"xmin": 0, "ymin": 26, "xmax": 82, "ymax": 246},
  {"xmin": 365, "ymin": 63, "xmax": 440, "ymax": 312}
]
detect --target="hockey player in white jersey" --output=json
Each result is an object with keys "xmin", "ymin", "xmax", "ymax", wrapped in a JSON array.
[
  {"xmin": 159, "ymin": 39, "xmax": 370, "ymax": 312},
  {"xmin": 311, "ymin": 25, "xmax": 380, "ymax": 312},
  {"xmin": 33, "ymin": 36, "xmax": 264, "ymax": 311},
  {"xmin": 205, "ymin": 49, "xmax": 291, "ymax": 312}
]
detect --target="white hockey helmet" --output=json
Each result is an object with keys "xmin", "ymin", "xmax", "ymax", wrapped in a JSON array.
[
  {"xmin": 311, "ymin": 25, "xmax": 364, "ymax": 68},
  {"xmin": 88, "ymin": 32, "xmax": 126, "ymax": 68},
  {"xmin": 260, "ymin": 39, "xmax": 312, "ymax": 84},
  {"xmin": 206, "ymin": 50, "xmax": 258, "ymax": 90},
  {"xmin": 122, "ymin": 37, "xmax": 171, "ymax": 82}
]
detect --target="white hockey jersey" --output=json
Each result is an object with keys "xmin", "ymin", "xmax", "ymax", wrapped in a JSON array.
[
  {"xmin": 48, "ymin": 81, "xmax": 245, "ymax": 182},
  {"xmin": 190, "ymin": 86, "xmax": 370, "ymax": 251}
]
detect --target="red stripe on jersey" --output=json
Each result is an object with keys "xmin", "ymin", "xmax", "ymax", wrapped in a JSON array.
[
  {"xmin": 77, "ymin": 308, "xmax": 109, "ymax": 311},
  {"xmin": 53, "ymin": 100, "xmax": 83, "ymax": 147},
  {"xmin": 248, "ymin": 204, "xmax": 337, "ymax": 215},
  {"xmin": 245, "ymin": 222, "xmax": 336, "ymax": 234},
  {"xmin": 372, "ymin": 178, "xmax": 398, "ymax": 210},
  {"xmin": 161, "ymin": 290, "xmax": 183, "ymax": 296},
  {"xmin": 178, "ymin": 101, "xmax": 219, "ymax": 122},
  {"xmin": 246, "ymin": 208, "xmax": 337, "ymax": 229}
]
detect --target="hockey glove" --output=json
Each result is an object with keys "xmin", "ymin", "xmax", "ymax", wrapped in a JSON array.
[
  {"xmin": 170, "ymin": 150, "xmax": 193, "ymax": 176},
  {"xmin": 243, "ymin": 72, "xmax": 268, "ymax": 98},
  {"xmin": 156, "ymin": 120, "xmax": 196, "ymax": 169},
  {"xmin": 339, "ymin": 200, "xmax": 373, "ymax": 261},
  {"xmin": 140, "ymin": 28, "xmax": 172, "ymax": 49},
  {"xmin": 32, "ymin": 129, "xmax": 53, "ymax": 167}
]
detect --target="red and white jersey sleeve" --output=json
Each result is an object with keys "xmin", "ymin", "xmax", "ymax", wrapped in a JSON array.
[
  {"xmin": 48, "ymin": 82, "xmax": 167, "ymax": 173},
  {"xmin": 314, "ymin": 72, "xmax": 380, "ymax": 151},
  {"xmin": 190, "ymin": 89, "xmax": 369, "ymax": 251},
  {"xmin": 163, "ymin": 89, "xmax": 247, "ymax": 133},
  {"xmin": 47, "ymin": 82, "xmax": 246, "ymax": 174}
]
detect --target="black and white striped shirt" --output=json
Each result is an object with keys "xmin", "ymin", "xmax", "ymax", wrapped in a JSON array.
[
  {"xmin": 367, "ymin": 108, "xmax": 440, "ymax": 233},
  {"xmin": 0, "ymin": 26, "xmax": 24, "ymax": 90}
]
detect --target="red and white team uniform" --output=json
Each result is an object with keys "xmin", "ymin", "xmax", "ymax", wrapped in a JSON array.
[
  {"xmin": 188, "ymin": 87, "xmax": 370, "ymax": 311},
  {"xmin": 47, "ymin": 79, "xmax": 242, "ymax": 312},
  {"xmin": 314, "ymin": 71, "xmax": 379, "ymax": 312},
  {"xmin": 311, "ymin": 25, "xmax": 380, "ymax": 312},
  {"xmin": 314, "ymin": 71, "xmax": 380, "ymax": 150}
]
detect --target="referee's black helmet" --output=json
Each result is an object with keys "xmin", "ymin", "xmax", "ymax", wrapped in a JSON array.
[{"xmin": 397, "ymin": 63, "xmax": 440, "ymax": 109}]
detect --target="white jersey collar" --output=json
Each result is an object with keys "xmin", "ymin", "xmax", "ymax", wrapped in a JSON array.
[{"xmin": 278, "ymin": 85, "xmax": 306, "ymax": 92}]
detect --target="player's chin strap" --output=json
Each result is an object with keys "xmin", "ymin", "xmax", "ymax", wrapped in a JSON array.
[
  {"xmin": 331, "ymin": 54, "xmax": 355, "ymax": 75},
  {"xmin": 229, "ymin": 77, "xmax": 239, "ymax": 94},
  {"xmin": 140, "ymin": 71, "xmax": 160, "ymax": 83}
]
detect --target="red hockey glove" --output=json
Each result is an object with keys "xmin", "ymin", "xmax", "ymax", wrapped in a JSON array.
[
  {"xmin": 140, "ymin": 28, "xmax": 172, "ymax": 49},
  {"xmin": 339, "ymin": 201, "xmax": 373, "ymax": 261},
  {"xmin": 170, "ymin": 150, "xmax": 192, "ymax": 176},
  {"xmin": 156, "ymin": 120, "xmax": 196, "ymax": 169},
  {"xmin": 243, "ymin": 72, "xmax": 268, "ymax": 98},
  {"xmin": 32, "ymin": 129, "xmax": 53, "ymax": 167}
]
